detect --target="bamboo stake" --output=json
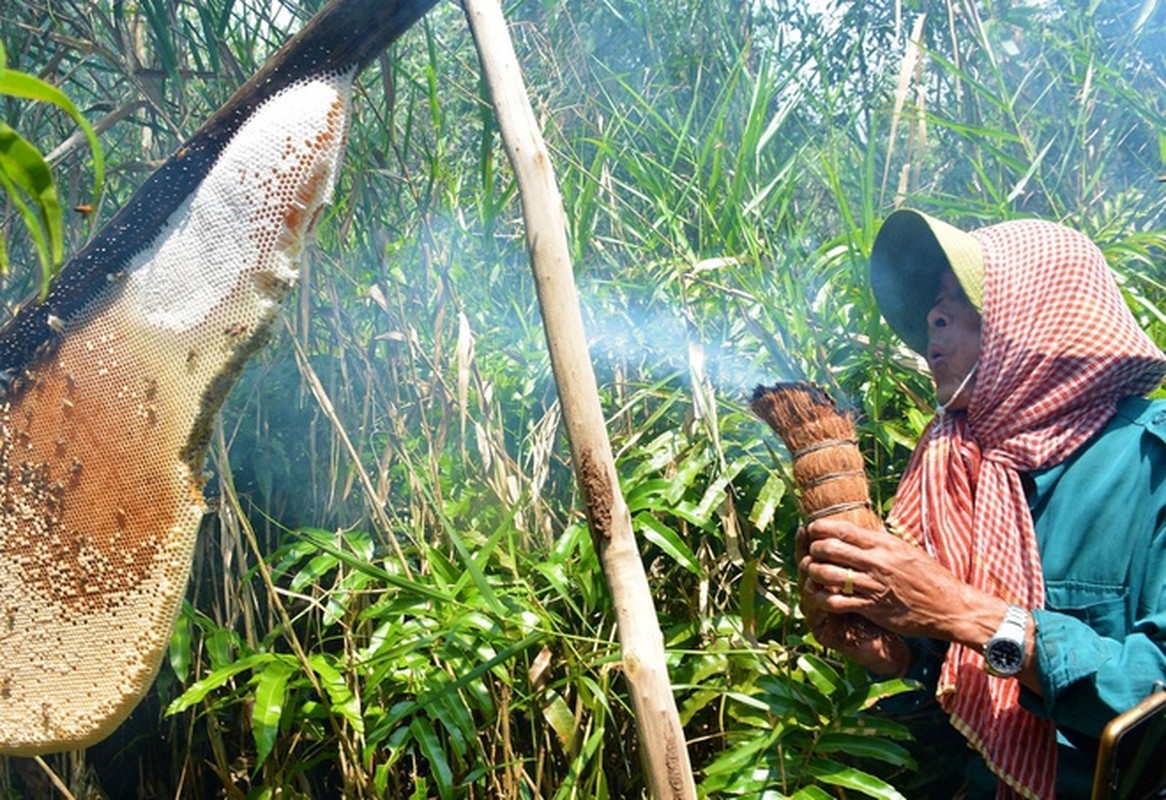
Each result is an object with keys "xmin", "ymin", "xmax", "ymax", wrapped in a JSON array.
[{"xmin": 462, "ymin": 2, "xmax": 696, "ymax": 797}]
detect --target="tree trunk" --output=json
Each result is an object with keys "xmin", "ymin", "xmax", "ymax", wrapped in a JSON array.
[{"xmin": 462, "ymin": 2, "xmax": 697, "ymax": 798}]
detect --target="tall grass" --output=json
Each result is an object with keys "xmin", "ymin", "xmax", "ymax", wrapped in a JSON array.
[{"xmin": 1, "ymin": 0, "xmax": 1163, "ymax": 797}]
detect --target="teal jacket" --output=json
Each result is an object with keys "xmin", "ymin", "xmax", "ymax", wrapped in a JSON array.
[{"xmin": 892, "ymin": 396, "xmax": 1166, "ymax": 797}]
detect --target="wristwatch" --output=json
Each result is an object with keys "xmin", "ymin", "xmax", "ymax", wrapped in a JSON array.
[{"xmin": 984, "ymin": 605, "xmax": 1029, "ymax": 677}]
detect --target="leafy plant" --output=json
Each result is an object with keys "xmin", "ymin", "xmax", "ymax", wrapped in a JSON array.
[{"xmin": 0, "ymin": 41, "xmax": 103, "ymax": 294}]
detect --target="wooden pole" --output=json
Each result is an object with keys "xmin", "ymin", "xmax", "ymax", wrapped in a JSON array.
[{"xmin": 462, "ymin": 2, "xmax": 696, "ymax": 798}]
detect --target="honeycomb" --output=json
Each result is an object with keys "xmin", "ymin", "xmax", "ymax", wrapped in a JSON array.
[{"xmin": 0, "ymin": 69, "xmax": 354, "ymax": 754}]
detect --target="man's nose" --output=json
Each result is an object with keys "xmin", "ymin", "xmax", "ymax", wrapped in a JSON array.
[{"xmin": 927, "ymin": 305, "xmax": 948, "ymax": 331}]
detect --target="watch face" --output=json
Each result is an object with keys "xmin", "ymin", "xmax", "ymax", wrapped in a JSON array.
[{"xmin": 987, "ymin": 639, "xmax": 1025, "ymax": 675}]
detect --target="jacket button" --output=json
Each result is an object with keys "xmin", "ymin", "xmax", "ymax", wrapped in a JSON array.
[{"xmin": 1153, "ymin": 410, "xmax": 1166, "ymax": 426}]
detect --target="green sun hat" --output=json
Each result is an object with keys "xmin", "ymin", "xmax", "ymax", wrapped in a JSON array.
[{"xmin": 869, "ymin": 209, "xmax": 985, "ymax": 355}]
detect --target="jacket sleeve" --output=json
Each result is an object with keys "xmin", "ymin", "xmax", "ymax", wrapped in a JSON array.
[{"xmin": 1024, "ymin": 521, "xmax": 1166, "ymax": 738}]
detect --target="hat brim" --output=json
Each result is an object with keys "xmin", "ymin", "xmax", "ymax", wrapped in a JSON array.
[{"xmin": 869, "ymin": 209, "xmax": 984, "ymax": 356}]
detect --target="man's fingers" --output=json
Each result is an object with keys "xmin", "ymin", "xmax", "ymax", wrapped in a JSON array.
[
  {"xmin": 806, "ymin": 518, "xmax": 892, "ymax": 549},
  {"xmin": 805, "ymin": 536, "xmax": 868, "ymax": 573},
  {"xmin": 794, "ymin": 525, "xmax": 809, "ymax": 561},
  {"xmin": 803, "ymin": 561, "xmax": 857, "ymax": 594}
]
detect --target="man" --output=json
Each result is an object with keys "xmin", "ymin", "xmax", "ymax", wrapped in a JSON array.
[{"xmin": 797, "ymin": 210, "xmax": 1166, "ymax": 798}]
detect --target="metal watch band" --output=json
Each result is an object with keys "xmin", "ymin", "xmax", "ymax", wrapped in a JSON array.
[{"xmin": 1000, "ymin": 604, "xmax": 1028, "ymax": 636}]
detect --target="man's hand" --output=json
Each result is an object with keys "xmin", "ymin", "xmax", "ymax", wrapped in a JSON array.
[
  {"xmin": 798, "ymin": 518, "xmax": 1007, "ymax": 651},
  {"xmin": 795, "ymin": 526, "xmax": 913, "ymax": 676}
]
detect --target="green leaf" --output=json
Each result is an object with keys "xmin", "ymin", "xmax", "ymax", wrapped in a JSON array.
[
  {"xmin": 693, "ymin": 458, "xmax": 745, "ymax": 521},
  {"xmin": 670, "ymin": 498, "xmax": 715, "ymax": 529},
  {"xmin": 797, "ymin": 653, "xmax": 841, "ymax": 698},
  {"xmin": 428, "ymin": 691, "xmax": 474, "ymax": 760},
  {"xmin": 748, "ymin": 471, "xmax": 786, "ymax": 530},
  {"xmin": 755, "ymin": 675, "xmax": 825, "ymax": 722},
  {"xmin": 308, "ymin": 654, "xmax": 364, "ymax": 736},
  {"xmin": 166, "ymin": 653, "xmax": 274, "ymax": 716},
  {"xmin": 410, "ymin": 716, "xmax": 454, "ymax": 800},
  {"xmin": 634, "ymin": 511, "xmax": 702, "ymax": 576},
  {"xmin": 168, "ymin": 608, "xmax": 193, "ymax": 684},
  {"xmin": 541, "ymin": 690, "xmax": 577, "ymax": 752},
  {"xmin": 374, "ymin": 763, "xmax": 390, "ymax": 797},
  {"xmin": 672, "ymin": 447, "xmax": 716, "ymax": 502},
  {"xmin": 0, "ymin": 66, "xmax": 104, "ymax": 292},
  {"xmin": 553, "ymin": 723, "xmax": 608, "ymax": 800},
  {"xmin": 295, "ymin": 528, "xmax": 451, "ymax": 602},
  {"xmin": 289, "ymin": 552, "xmax": 340, "ymax": 592},
  {"xmin": 831, "ymin": 714, "xmax": 915, "ymax": 741},
  {"xmin": 791, "ymin": 788, "xmax": 835, "ymax": 800},
  {"xmin": 814, "ymin": 732, "xmax": 916, "ymax": 769},
  {"xmin": 740, "ymin": 557, "xmax": 759, "ymax": 638},
  {"xmin": 252, "ymin": 658, "xmax": 296, "ymax": 768},
  {"xmin": 699, "ymin": 726, "xmax": 779, "ymax": 783},
  {"xmin": 845, "ymin": 676, "xmax": 923, "ymax": 713},
  {"xmin": 624, "ymin": 478, "xmax": 678, "ymax": 513},
  {"xmin": 0, "ymin": 151, "xmax": 52, "ymax": 281},
  {"xmin": 442, "ymin": 520, "xmax": 505, "ymax": 615},
  {"xmin": 805, "ymin": 757, "xmax": 907, "ymax": 800},
  {"xmin": 0, "ymin": 124, "xmax": 59, "ymax": 281},
  {"xmin": 205, "ymin": 627, "xmax": 239, "ymax": 671}
]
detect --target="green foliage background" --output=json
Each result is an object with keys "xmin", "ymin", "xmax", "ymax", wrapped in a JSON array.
[{"xmin": 1, "ymin": 0, "xmax": 1164, "ymax": 797}]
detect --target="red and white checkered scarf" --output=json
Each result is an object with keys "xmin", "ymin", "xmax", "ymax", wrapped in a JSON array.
[{"xmin": 887, "ymin": 219, "xmax": 1166, "ymax": 799}]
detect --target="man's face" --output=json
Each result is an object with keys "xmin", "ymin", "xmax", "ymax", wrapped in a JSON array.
[{"xmin": 927, "ymin": 269, "xmax": 982, "ymax": 411}]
